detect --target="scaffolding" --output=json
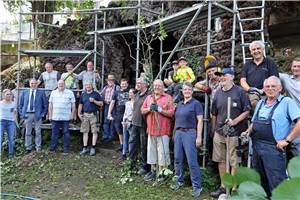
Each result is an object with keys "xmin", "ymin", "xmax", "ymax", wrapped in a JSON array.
[{"xmin": 16, "ymin": 0, "xmax": 241, "ymax": 167}]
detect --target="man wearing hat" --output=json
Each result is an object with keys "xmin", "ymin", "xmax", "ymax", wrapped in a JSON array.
[
  {"xmin": 210, "ymin": 67, "xmax": 251, "ymax": 198},
  {"xmin": 195, "ymin": 55, "xmax": 220, "ymax": 100},
  {"xmin": 172, "ymin": 57, "xmax": 195, "ymax": 102}
]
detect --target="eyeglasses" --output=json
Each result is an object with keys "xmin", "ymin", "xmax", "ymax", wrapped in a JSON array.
[{"xmin": 5, "ymin": 93, "xmax": 12, "ymax": 95}]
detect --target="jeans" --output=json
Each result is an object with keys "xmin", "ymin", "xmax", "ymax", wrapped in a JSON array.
[
  {"xmin": 50, "ymin": 120, "xmax": 70, "ymax": 153},
  {"xmin": 252, "ymin": 140, "xmax": 288, "ymax": 197},
  {"xmin": 174, "ymin": 130, "xmax": 202, "ymax": 189},
  {"xmin": 122, "ymin": 124, "xmax": 132, "ymax": 155},
  {"xmin": 128, "ymin": 125, "xmax": 149, "ymax": 169},
  {"xmin": 0, "ymin": 119, "xmax": 15, "ymax": 156},
  {"xmin": 103, "ymin": 104, "xmax": 114, "ymax": 140},
  {"xmin": 25, "ymin": 113, "xmax": 42, "ymax": 151}
]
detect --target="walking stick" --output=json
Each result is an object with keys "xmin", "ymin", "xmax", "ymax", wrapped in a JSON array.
[{"xmin": 225, "ymin": 97, "xmax": 231, "ymax": 198}]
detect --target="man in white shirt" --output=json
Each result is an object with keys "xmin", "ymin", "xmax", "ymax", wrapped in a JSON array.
[
  {"xmin": 37, "ymin": 62, "xmax": 61, "ymax": 97},
  {"xmin": 48, "ymin": 80, "xmax": 75, "ymax": 155}
]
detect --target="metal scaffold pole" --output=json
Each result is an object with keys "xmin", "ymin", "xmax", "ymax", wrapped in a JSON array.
[
  {"xmin": 231, "ymin": 0, "xmax": 237, "ymax": 66},
  {"xmin": 202, "ymin": 0, "xmax": 212, "ymax": 168},
  {"xmin": 159, "ymin": 38, "xmax": 163, "ymax": 79},
  {"xmin": 16, "ymin": 1, "xmax": 23, "ymax": 108},
  {"xmin": 101, "ymin": 11, "xmax": 106, "ymax": 89},
  {"xmin": 93, "ymin": 13, "xmax": 98, "ymax": 88},
  {"xmin": 136, "ymin": 0, "xmax": 141, "ymax": 80},
  {"xmin": 155, "ymin": 4, "xmax": 204, "ymax": 80}
]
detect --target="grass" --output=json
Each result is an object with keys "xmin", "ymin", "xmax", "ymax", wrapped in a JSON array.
[{"xmin": 1, "ymin": 135, "xmax": 219, "ymax": 200}]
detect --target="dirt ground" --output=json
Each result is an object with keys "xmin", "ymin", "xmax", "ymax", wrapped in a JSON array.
[{"xmin": 1, "ymin": 135, "xmax": 217, "ymax": 200}]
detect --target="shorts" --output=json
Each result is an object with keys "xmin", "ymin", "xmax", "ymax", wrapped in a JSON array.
[
  {"xmin": 212, "ymin": 132, "xmax": 240, "ymax": 168},
  {"xmin": 80, "ymin": 113, "xmax": 98, "ymax": 134},
  {"xmin": 147, "ymin": 135, "xmax": 170, "ymax": 166}
]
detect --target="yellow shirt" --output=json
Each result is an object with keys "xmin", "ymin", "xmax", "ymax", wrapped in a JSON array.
[{"xmin": 173, "ymin": 65, "xmax": 195, "ymax": 83}]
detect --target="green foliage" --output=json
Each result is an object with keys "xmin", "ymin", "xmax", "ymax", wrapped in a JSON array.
[
  {"xmin": 222, "ymin": 156, "xmax": 300, "ymax": 200},
  {"xmin": 186, "ymin": 50, "xmax": 201, "ymax": 75},
  {"xmin": 234, "ymin": 167, "xmax": 261, "ymax": 185},
  {"xmin": 201, "ymin": 167, "xmax": 219, "ymax": 191},
  {"xmin": 237, "ymin": 182, "xmax": 267, "ymax": 200},
  {"xmin": 158, "ymin": 17, "xmax": 168, "ymax": 41},
  {"xmin": 272, "ymin": 178, "xmax": 300, "ymax": 200},
  {"xmin": 287, "ymin": 153, "xmax": 300, "ymax": 178},
  {"xmin": 222, "ymin": 172, "xmax": 235, "ymax": 189},
  {"xmin": 138, "ymin": 16, "xmax": 145, "ymax": 25},
  {"xmin": 55, "ymin": 0, "xmax": 95, "ymax": 12}
]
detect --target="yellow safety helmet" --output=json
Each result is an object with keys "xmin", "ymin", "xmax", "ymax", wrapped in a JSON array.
[{"xmin": 204, "ymin": 55, "xmax": 217, "ymax": 71}]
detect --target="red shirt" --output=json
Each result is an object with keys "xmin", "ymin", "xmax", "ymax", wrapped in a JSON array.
[{"xmin": 142, "ymin": 93, "xmax": 175, "ymax": 136}]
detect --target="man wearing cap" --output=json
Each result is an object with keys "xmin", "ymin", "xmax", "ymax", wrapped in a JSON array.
[
  {"xmin": 172, "ymin": 57, "xmax": 195, "ymax": 102},
  {"xmin": 240, "ymin": 40, "xmax": 279, "ymax": 109},
  {"xmin": 210, "ymin": 67, "xmax": 251, "ymax": 198}
]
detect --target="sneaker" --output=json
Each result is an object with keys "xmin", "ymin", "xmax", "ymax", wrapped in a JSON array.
[
  {"xmin": 210, "ymin": 187, "xmax": 226, "ymax": 198},
  {"xmin": 137, "ymin": 167, "xmax": 148, "ymax": 175},
  {"xmin": 191, "ymin": 187, "xmax": 203, "ymax": 198},
  {"xmin": 170, "ymin": 176, "xmax": 184, "ymax": 191},
  {"xmin": 8, "ymin": 154, "xmax": 13, "ymax": 159},
  {"xmin": 26, "ymin": 149, "xmax": 32, "ymax": 154},
  {"xmin": 143, "ymin": 171, "xmax": 156, "ymax": 182},
  {"xmin": 90, "ymin": 148, "xmax": 96, "ymax": 156},
  {"xmin": 80, "ymin": 148, "xmax": 89, "ymax": 155},
  {"xmin": 62, "ymin": 152, "xmax": 69, "ymax": 156},
  {"xmin": 118, "ymin": 154, "xmax": 126, "ymax": 161}
]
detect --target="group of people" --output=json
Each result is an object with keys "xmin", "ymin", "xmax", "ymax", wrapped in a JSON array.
[{"xmin": 1, "ymin": 40, "xmax": 300, "ymax": 198}]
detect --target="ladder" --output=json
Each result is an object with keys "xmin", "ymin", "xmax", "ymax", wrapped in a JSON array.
[{"xmin": 236, "ymin": 0, "xmax": 266, "ymax": 64}]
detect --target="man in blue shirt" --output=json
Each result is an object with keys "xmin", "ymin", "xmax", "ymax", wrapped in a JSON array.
[
  {"xmin": 245, "ymin": 76, "xmax": 300, "ymax": 197},
  {"xmin": 78, "ymin": 82, "xmax": 103, "ymax": 156}
]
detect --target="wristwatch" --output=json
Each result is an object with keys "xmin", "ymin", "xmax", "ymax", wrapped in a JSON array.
[{"xmin": 285, "ymin": 138, "xmax": 291, "ymax": 144}]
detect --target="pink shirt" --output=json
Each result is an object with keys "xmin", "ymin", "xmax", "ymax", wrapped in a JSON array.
[{"xmin": 142, "ymin": 93, "xmax": 175, "ymax": 136}]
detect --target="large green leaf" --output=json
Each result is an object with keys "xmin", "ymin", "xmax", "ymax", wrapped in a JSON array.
[
  {"xmin": 230, "ymin": 194, "xmax": 263, "ymax": 200},
  {"xmin": 235, "ymin": 167, "xmax": 261, "ymax": 185},
  {"xmin": 287, "ymin": 156, "xmax": 300, "ymax": 178},
  {"xmin": 237, "ymin": 181, "xmax": 267, "ymax": 200},
  {"xmin": 272, "ymin": 177, "xmax": 300, "ymax": 200},
  {"xmin": 222, "ymin": 172, "xmax": 235, "ymax": 189}
]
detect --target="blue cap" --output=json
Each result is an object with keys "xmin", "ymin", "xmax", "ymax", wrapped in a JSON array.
[{"xmin": 215, "ymin": 67, "xmax": 234, "ymax": 76}]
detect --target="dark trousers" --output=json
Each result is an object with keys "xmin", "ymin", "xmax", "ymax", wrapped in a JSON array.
[
  {"xmin": 252, "ymin": 140, "xmax": 288, "ymax": 197},
  {"xmin": 128, "ymin": 125, "xmax": 149, "ymax": 170},
  {"xmin": 103, "ymin": 104, "xmax": 114, "ymax": 140},
  {"xmin": 50, "ymin": 120, "xmax": 70, "ymax": 153}
]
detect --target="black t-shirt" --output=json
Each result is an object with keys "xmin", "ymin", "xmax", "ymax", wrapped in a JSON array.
[
  {"xmin": 240, "ymin": 57, "xmax": 279, "ymax": 89},
  {"xmin": 211, "ymin": 85, "xmax": 251, "ymax": 136},
  {"xmin": 112, "ymin": 89, "xmax": 129, "ymax": 114}
]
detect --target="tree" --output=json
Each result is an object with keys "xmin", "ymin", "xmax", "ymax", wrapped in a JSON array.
[{"xmin": 122, "ymin": 15, "xmax": 167, "ymax": 84}]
